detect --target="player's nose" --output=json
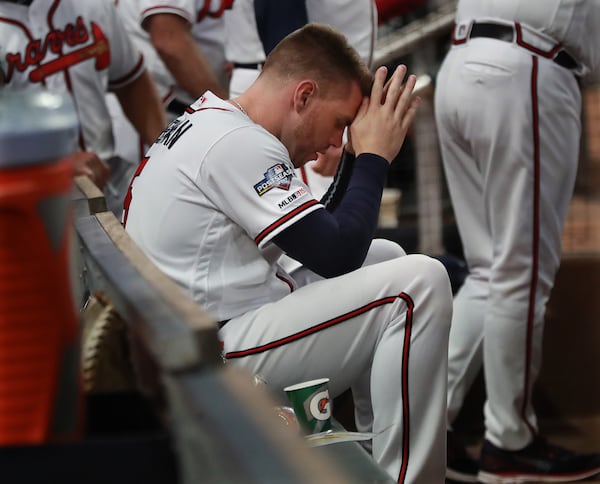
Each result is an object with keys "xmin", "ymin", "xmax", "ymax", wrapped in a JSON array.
[{"xmin": 329, "ymin": 129, "xmax": 344, "ymax": 149}]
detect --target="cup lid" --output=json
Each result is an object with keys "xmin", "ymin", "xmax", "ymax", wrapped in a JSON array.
[
  {"xmin": 0, "ymin": 89, "xmax": 79, "ymax": 168},
  {"xmin": 284, "ymin": 378, "xmax": 330, "ymax": 392}
]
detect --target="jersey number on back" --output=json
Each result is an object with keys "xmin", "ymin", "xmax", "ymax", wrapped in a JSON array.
[{"xmin": 122, "ymin": 156, "xmax": 149, "ymax": 227}]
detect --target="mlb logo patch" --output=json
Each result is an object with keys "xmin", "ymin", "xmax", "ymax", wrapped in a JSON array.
[{"xmin": 254, "ymin": 163, "xmax": 295, "ymax": 196}]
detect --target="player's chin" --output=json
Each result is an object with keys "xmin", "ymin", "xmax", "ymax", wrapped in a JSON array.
[
  {"xmin": 307, "ymin": 152, "xmax": 321, "ymax": 164},
  {"xmin": 295, "ymin": 153, "xmax": 318, "ymax": 167}
]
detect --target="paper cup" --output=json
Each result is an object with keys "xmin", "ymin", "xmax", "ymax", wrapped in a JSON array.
[
  {"xmin": 284, "ymin": 378, "xmax": 332, "ymax": 434},
  {"xmin": 379, "ymin": 188, "xmax": 402, "ymax": 228}
]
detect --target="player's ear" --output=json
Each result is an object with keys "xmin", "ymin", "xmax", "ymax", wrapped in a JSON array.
[{"xmin": 293, "ymin": 80, "xmax": 317, "ymax": 113}]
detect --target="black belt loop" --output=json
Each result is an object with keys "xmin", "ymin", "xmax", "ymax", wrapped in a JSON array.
[
  {"xmin": 465, "ymin": 21, "xmax": 578, "ymax": 70},
  {"xmin": 233, "ymin": 62, "xmax": 264, "ymax": 70},
  {"xmin": 553, "ymin": 50, "xmax": 578, "ymax": 70},
  {"xmin": 469, "ymin": 22, "xmax": 514, "ymax": 43}
]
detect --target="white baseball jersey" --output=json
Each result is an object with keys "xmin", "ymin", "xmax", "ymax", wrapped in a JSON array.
[
  {"xmin": 224, "ymin": 0, "xmax": 379, "ymax": 81},
  {"xmin": 118, "ymin": 0, "xmax": 230, "ymax": 103},
  {"xmin": 223, "ymin": 0, "xmax": 265, "ymax": 98},
  {"xmin": 125, "ymin": 90, "xmax": 454, "ymax": 483},
  {"xmin": 223, "ymin": 0, "xmax": 264, "ymax": 66},
  {"xmin": 306, "ymin": 0, "xmax": 378, "ymax": 68},
  {"xmin": 124, "ymin": 91, "xmax": 322, "ymax": 320},
  {"xmin": 0, "ymin": 0, "xmax": 145, "ymax": 161},
  {"xmin": 435, "ymin": 0, "xmax": 600, "ymax": 452}
]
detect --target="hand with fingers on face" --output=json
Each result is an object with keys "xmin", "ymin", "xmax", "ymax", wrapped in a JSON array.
[{"xmin": 349, "ymin": 65, "xmax": 421, "ymax": 163}]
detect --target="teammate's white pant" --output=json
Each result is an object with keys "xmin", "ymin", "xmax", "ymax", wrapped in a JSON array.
[
  {"xmin": 434, "ymin": 38, "xmax": 581, "ymax": 449},
  {"xmin": 220, "ymin": 252, "xmax": 452, "ymax": 483},
  {"xmin": 228, "ymin": 67, "xmax": 261, "ymax": 98},
  {"xmin": 105, "ymin": 93, "xmax": 146, "ymax": 216}
]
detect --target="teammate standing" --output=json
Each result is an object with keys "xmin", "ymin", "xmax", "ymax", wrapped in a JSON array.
[
  {"xmin": 434, "ymin": 0, "xmax": 600, "ymax": 482},
  {"xmin": 107, "ymin": 0, "xmax": 232, "ymax": 177},
  {"xmin": 0, "ymin": 0, "xmax": 166, "ymax": 214},
  {"xmin": 117, "ymin": 0, "xmax": 231, "ymax": 112},
  {"xmin": 125, "ymin": 24, "xmax": 453, "ymax": 483}
]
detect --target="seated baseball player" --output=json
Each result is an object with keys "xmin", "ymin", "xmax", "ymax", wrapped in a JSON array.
[{"xmin": 124, "ymin": 23, "xmax": 452, "ymax": 483}]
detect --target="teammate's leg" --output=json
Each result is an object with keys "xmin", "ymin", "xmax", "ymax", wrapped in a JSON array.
[
  {"xmin": 438, "ymin": 39, "xmax": 582, "ymax": 448},
  {"xmin": 434, "ymin": 46, "xmax": 491, "ymax": 427},
  {"xmin": 482, "ymin": 56, "xmax": 581, "ymax": 449},
  {"xmin": 219, "ymin": 254, "xmax": 452, "ymax": 482}
]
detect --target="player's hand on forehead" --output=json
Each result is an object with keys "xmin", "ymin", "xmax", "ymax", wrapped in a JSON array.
[{"xmin": 349, "ymin": 65, "xmax": 421, "ymax": 163}]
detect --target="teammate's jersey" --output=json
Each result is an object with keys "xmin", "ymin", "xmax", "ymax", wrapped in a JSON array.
[
  {"xmin": 456, "ymin": 0, "xmax": 600, "ymax": 83},
  {"xmin": 224, "ymin": 0, "xmax": 377, "ymax": 68},
  {"xmin": 118, "ymin": 0, "xmax": 230, "ymax": 103},
  {"xmin": 306, "ymin": 0, "xmax": 378, "ymax": 68},
  {"xmin": 223, "ymin": 0, "xmax": 265, "ymax": 65},
  {"xmin": 125, "ymin": 92, "xmax": 323, "ymax": 321},
  {"xmin": 0, "ymin": 0, "xmax": 145, "ymax": 160}
]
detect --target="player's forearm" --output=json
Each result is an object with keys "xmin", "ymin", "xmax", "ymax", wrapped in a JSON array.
[
  {"xmin": 274, "ymin": 153, "xmax": 387, "ymax": 278},
  {"xmin": 114, "ymin": 69, "xmax": 166, "ymax": 146},
  {"xmin": 148, "ymin": 15, "xmax": 227, "ymax": 99},
  {"xmin": 159, "ymin": 43, "xmax": 227, "ymax": 99}
]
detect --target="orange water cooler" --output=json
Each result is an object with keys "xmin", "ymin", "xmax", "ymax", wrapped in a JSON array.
[{"xmin": 0, "ymin": 89, "xmax": 83, "ymax": 444}]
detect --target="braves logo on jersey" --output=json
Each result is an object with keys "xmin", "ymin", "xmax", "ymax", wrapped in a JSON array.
[
  {"xmin": 254, "ymin": 163, "xmax": 295, "ymax": 196},
  {"xmin": 1, "ymin": 16, "xmax": 109, "ymax": 84}
]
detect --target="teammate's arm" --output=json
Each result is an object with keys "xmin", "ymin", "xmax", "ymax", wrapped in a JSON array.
[
  {"xmin": 145, "ymin": 12, "xmax": 228, "ymax": 98},
  {"xmin": 113, "ymin": 69, "xmax": 166, "ymax": 147}
]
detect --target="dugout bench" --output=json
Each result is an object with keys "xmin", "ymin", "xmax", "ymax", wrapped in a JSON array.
[{"xmin": 68, "ymin": 176, "xmax": 394, "ymax": 484}]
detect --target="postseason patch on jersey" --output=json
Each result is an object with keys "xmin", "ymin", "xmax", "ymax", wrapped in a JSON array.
[{"xmin": 254, "ymin": 163, "xmax": 295, "ymax": 196}]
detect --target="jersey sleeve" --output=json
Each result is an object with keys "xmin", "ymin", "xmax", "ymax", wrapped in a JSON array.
[
  {"xmin": 306, "ymin": 0, "xmax": 378, "ymax": 67},
  {"xmin": 103, "ymin": 0, "xmax": 146, "ymax": 88},
  {"xmin": 138, "ymin": 0, "xmax": 195, "ymax": 27},
  {"xmin": 199, "ymin": 126, "xmax": 323, "ymax": 249},
  {"xmin": 580, "ymin": 5, "xmax": 600, "ymax": 85}
]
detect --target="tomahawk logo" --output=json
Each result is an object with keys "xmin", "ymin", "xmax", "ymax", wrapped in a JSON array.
[
  {"xmin": 3, "ymin": 17, "xmax": 110, "ymax": 84},
  {"xmin": 254, "ymin": 163, "xmax": 294, "ymax": 196}
]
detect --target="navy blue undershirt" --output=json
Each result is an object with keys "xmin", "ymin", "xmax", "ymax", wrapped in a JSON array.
[
  {"xmin": 254, "ymin": 0, "xmax": 308, "ymax": 55},
  {"xmin": 273, "ymin": 152, "xmax": 388, "ymax": 278}
]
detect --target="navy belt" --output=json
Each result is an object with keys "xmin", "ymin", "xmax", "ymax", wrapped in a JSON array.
[
  {"xmin": 233, "ymin": 62, "xmax": 263, "ymax": 70},
  {"xmin": 465, "ymin": 22, "xmax": 578, "ymax": 70},
  {"xmin": 166, "ymin": 98, "xmax": 189, "ymax": 115}
]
